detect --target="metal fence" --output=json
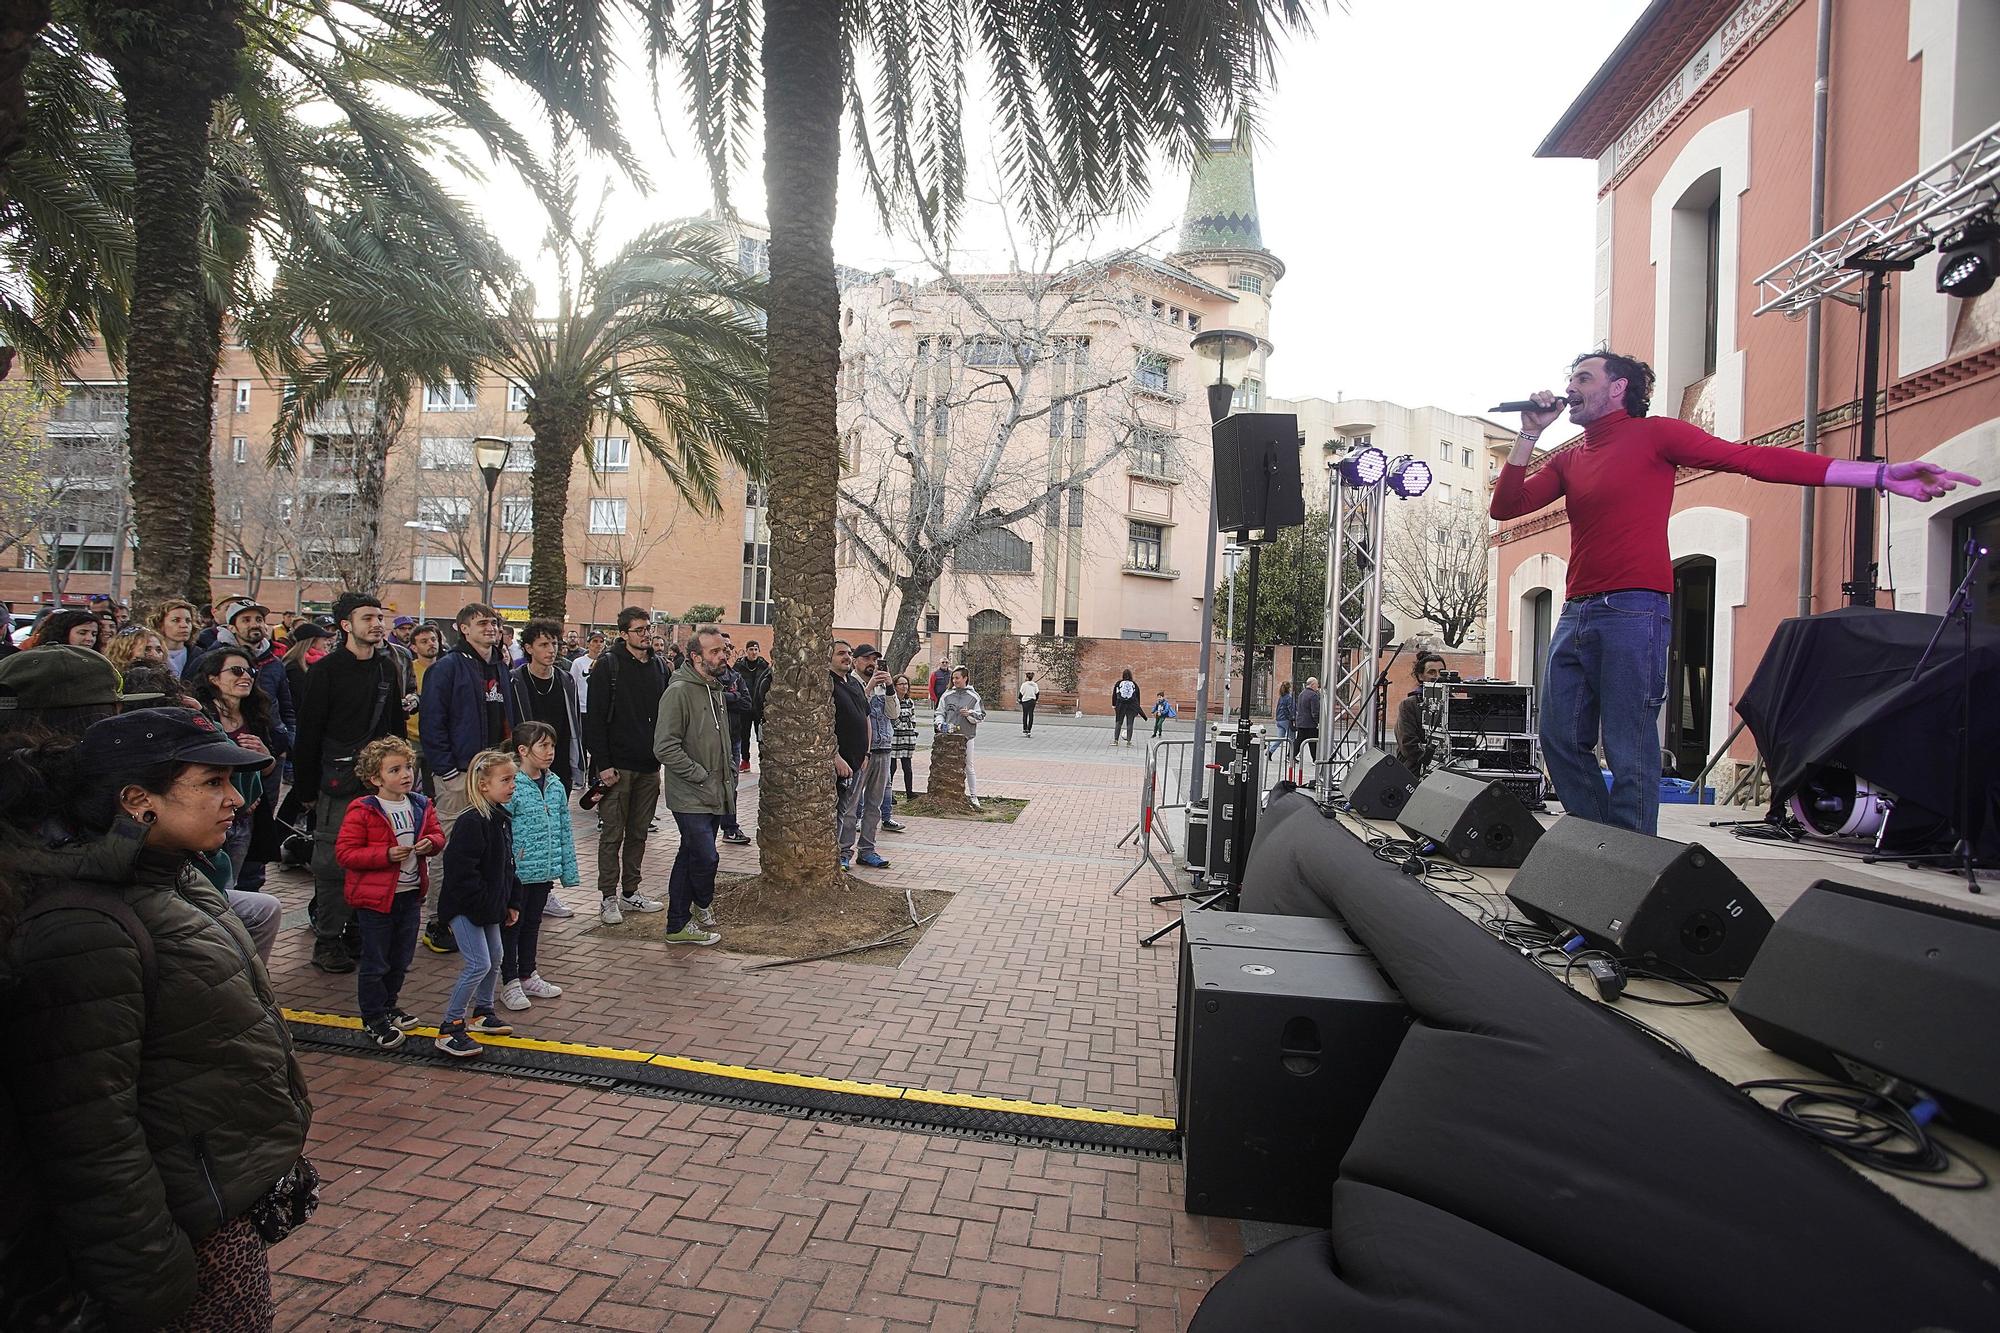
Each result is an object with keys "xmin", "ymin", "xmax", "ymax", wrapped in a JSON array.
[{"xmin": 1114, "ymin": 738, "xmax": 1199, "ymax": 896}]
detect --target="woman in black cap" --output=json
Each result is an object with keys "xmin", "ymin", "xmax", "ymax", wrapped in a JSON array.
[{"xmin": 0, "ymin": 708, "xmax": 314, "ymax": 1331}]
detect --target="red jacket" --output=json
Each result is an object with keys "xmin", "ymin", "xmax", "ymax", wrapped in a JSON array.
[{"xmin": 336, "ymin": 792, "xmax": 446, "ymax": 913}]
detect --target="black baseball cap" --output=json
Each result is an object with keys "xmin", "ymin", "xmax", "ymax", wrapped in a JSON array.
[
  {"xmin": 289, "ymin": 622, "xmax": 332, "ymax": 643},
  {"xmin": 79, "ymin": 707, "xmax": 272, "ymax": 771},
  {"xmin": 853, "ymin": 644, "xmax": 881, "ymax": 659}
]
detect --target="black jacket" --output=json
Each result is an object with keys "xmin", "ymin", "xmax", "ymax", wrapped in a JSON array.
[
  {"xmin": 581, "ymin": 640, "xmax": 668, "ymax": 773},
  {"xmin": 1395, "ymin": 689, "xmax": 1425, "ymax": 772},
  {"xmin": 737, "ymin": 654, "xmax": 773, "ymax": 719},
  {"xmin": 1296, "ymin": 686, "xmax": 1323, "ymax": 730},
  {"xmin": 509, "ymin": 662, "xmax": 585, "ymax": 785},
  {"xmin": 832, "ymin": 670, "xmax": 869, "ymax": 769},
  {"xmin": 293, "ymin": 644, "xmax": 407, "ymax": 804},
  {"xmin": 437, "ymin": 806, "xmax": 521, "ymax": 927}
]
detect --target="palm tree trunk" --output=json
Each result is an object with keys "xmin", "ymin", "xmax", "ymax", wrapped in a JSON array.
[
  {"xmin": 759, "ymin": 0, "xmax": 843, "ymax": 894},
  {"xmin": 0, "ymin": 0, "xmax": 51, "ymax": 201},
  {"xmin": 525, "ymin": 394, "xmax": 587, "ymax": 620},
  {"xmin": 349, "ymin": 391, "xmax": 403, "ymax": 592},
  {"xmin": 91, "ymin": 1, "xmax": 242, "ymax": 619}
]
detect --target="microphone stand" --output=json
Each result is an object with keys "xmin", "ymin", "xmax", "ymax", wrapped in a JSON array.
[
  {"xmin": 1315, "ymin": 639, "xmax": 1407, "ymax": 812},
  {"xmin": 1864, "ymin": 535, "xmax": 1987, "ymax": 893}
]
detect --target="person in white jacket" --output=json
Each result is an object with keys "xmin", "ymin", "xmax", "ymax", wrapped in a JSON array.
[{"xmin": 936, "ymin": 667, "xmax": 987, "ymax": 809}]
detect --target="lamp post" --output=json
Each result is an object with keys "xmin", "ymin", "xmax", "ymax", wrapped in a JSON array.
[
  {"xmin": 1186, "ymin": 327, "xmax": 1259, "ymax": 807},
  {"xmin": 403, "ymin": 520, "xmax": 448, "ymax": 622},
  {"xmin": 471, "ymin": 435, "xmax": 509, "ymax": 605}
]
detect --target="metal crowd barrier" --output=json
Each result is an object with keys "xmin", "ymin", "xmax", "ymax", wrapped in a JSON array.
[{"xmin": 1114, "ymin": 738, "xmax": 1197, "ymax": 896}]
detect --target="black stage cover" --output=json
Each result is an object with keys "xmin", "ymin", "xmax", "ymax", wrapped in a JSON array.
[{"xmin": 1735, "ymin": 606, "xmax": 2000, "ymax": 859}]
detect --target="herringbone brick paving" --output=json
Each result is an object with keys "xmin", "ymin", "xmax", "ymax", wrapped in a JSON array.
[{"xmin": 269, "ymin": 723, "xmax": 1245, "ymax": 1328}]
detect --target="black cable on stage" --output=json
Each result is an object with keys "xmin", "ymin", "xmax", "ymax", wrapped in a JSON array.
[
  {"xmin": 1598, "ymin": 1003, "xmax": 1693, "ymax": 1060},
  {"xmin": 1737, "ymin": 1078, "xmax": 1989, "ymax": 1189}
]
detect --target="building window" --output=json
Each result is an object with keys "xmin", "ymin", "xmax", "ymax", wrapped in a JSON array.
[
  {"xmin": 585, "ymin": 562, "xmax": 623, "ymax": 588},
  {"xmin": 1350, "ymin": 433, "xmax": 1372, "ymax": 450},
  {"xmin": 500, "ymin": 497, "xmax": 534, "ymax": 533},
  {"xmin": 1232, "ymin": 271, "xmax": 1264, "ymax": 295},
  {"xmin": 229, "ymin": 499, "xmax": 244, "ymax": 522},
  {"xmin": 1121, "ymin": 628, "xmax": 1167, "ymax": 642},
  {"xmin": 503, "ymin": 440, "xmax": 532, "ymax": 471},
  {"xmin": 413, "ymin": 554, "xmax": 465, "ymax": 583},
  {"xmin": 1437, "ymin": 483, "xmax": 1453, "ymax": 505},
  {"xmin": 423, "ymin": 381, "xmax": 477, "ymax": 412},
  {"xmin": 1231, "ymin": 377, "xmax": 1261, "ymax": 412},
  {"xmin": 965, "ymin": 337, "xmax": 1008, "ymax": 367},
  {"xmin": 507, "ymin": 382, "xmax": 530, "ymax": 413},
  {"xmin": 745, "ymin": 482, "xmax": 766, "ymax": 508},
  {"xmin": 588, "ymin": 498, "xmax": 627, "ymax": 534},
  {"xmin": 498, "ymin": 559, "xmax": 531, "ymax": 585},
  {"xmin": 226, "ymin": 551, "xmax": 243, "ymax": 577},
  {"xmin": 417, "ymin": 497, "xmax": 471, "ymax": 530},
  {"xmin": 594, "ymin": 436, "xmax": 630, "ymax": 471},
  {"xmin": 273, "ymin": 553, "xmax": 292, "ymax": 577},
  {"xmin": 1129, "ymin": 427, "xmax": 1172, "ymax": 478},
  {"xmin": 1438, "ymin": 440, "xmax": 1452, "ymax": 461},
  {"xmin": 1461, "ymin": 447, "xmax": 1472, "ymax": 468},
  {"xmin": 277, "ymin": 497, "xmax": 294, "ymax": 523},
  {"xmin": 1186, "ymin": 312, "xmax": 1201, "ymax": 332},
  {"xmin": 233, "ymin": 381, "xmax": 251, "ymax": 413},
  {"xmin": 1134, "ymin": 352, "xmax": 1172, "ymax": 394},
  {"xmin": 957, "ymin": 525, "xmax": 1033, "ymax": 574},
  {"xmin": 419, "ymin": 437, "xmax": 472, "ymax": 470},
  {"xmin": 231, "ymin": 436, "xmax": 248, "ymax": 464},
  {"xmin": 1128, "ymin": 520, "xmax": 1164, "ymax": 572},
  {"xmin": 740, "ymin": 539, "xmax": 771, "ymax": 624}
]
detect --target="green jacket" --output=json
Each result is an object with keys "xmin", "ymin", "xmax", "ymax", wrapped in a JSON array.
[
  {"xmin": 654, "ymin": 659, "xmax": 736, "ymax": 817},
  {"xmin": 0, "ymin": 818, "xmax": 312, "ymax": 1330}
]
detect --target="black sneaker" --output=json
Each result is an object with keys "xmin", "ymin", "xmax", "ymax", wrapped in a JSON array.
[
  {"xmin": 365, "ymin": 1018, "xmax": 405, "ymax": 1050},
  {"xmin": 722, "ymin": 829, "xmax": 752, "ymax": 845},
  {"xmin": 435, "ymin": 1020, "xmax": 481, "ymax": 1058},
  {"xmin": 311, "ymin": 942, "xmax": 356, "ymax": 974},
  {"xmin": 881, "ymin": 819, "xmax": 908, "ymax": 833},
  {"xmin": 387, "ymin": 1010, "xmax": 419, "ymax": 1031},
  {"xmin": 421, "ymin": 923, "xmax": 458, "ymax": 954},
  {"xmin": 468, "ymin": 1012, "xmax": 514, "ymax": 1037}
]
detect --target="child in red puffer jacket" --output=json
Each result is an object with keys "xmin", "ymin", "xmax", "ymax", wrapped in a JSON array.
[{"xmin": 336, "ymin": 736, "xmax": 445, "ymax": 1049}]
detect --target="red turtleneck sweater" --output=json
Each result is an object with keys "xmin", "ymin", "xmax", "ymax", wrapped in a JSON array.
[{"xmin": 1489, "ymin": 409, "xmax": 1831, "ymax": 599}]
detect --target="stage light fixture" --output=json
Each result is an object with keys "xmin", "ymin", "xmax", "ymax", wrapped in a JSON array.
[
  {"xmin": 1936, "ymin": 214, "xmax": 1999, "ymax": 299},
  {"xmin": 1336, "ymin": 446, "xmax": 1387, "ymax": 487},
  {"xmin": 1387, "ymin": 455, "xmax": 1432, "ymax": 498}
]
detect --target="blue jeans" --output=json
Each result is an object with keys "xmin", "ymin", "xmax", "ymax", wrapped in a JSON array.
[
  {"xmin": 1540, "ymin": 589, "xmax": 1670, "ymax": 835},
  {"xmin": 667, "ymin": 812, "xmax": 719, "ymax": 931},
  {"xmin": 356, "ymin": 892, "xmax": 422, "ymax": 1023},
  {"xmin": 445, "ymin": 917, "xmax": 502, "ymax": 1023}
]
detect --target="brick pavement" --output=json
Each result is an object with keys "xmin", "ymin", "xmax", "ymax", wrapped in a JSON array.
[{"xmin": 268, "ymin": 725, "xmax": 1250, "ymax": 1329}]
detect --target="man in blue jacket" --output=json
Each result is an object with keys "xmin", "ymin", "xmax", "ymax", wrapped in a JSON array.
[{"xmin": 418, "ymin": 601, "xmax": 516, "ymax": 951}]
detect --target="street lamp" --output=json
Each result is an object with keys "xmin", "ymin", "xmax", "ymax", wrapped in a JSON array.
[
  {"xmin": 471, "ymin": 435, "xmax": 510, "ymax": 604},
  {"xmin": 404, "ymin": 519, "xmax": 448, "ymax": 621},
  {"xmin": 1186, "ymin": 326, "xmax": 1260, "ymax": 806}
]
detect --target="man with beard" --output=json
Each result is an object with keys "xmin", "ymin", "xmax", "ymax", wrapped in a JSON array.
[
  {"xmin": 418, "ymin": 602, "xmax": 519, "ymax": 950},
  {"xmin": 295, "ymin": 591, "xmax": 408, "ymax": 972}
]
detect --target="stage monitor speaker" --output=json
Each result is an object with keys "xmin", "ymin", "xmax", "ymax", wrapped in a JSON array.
[
  {"xmin": 1396, "ymin": 769, "xmax": 1543, "ymax": 868},
  {"xmin": 1730, "ymin": 880, "xmax": 2000, "ymax": 1139},
  {"xmin": 1341, "ymin": 746, "xmax": 1418, "ymax": 819},
  {"xmin": 1505, "ymin": 817, "xmax": 1772, "ymax": 979},
  {"xmin": 1212, "ymin": 412, "xmax": 1305, "ymax": 535},
  {"xmin": 1181, "ymin": 945, "xmax": 1408, "ymax": 1227}
]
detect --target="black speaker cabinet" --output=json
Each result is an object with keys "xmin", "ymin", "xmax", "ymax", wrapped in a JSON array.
[
  {"xmin": 1396, "ymin": 769, "xmax": 1543, "ymax": 868},
  {"xmin": 1176, "ymin": 913, "xmax": 1372, "ymax": 1132},
  {"xmin": 1731, "ymin": 880, "xmax": 2000, "ymax": 1139},
  {"xmin": 1211, "ymin": 412, "xmax": 1305, "ymax": 535},
  {"xmin": 1341, "ymin": 746, "xmax": 1418, "ymax": 820},
  {"xmin": 1208, "ymin": 724, "xmax": 1262, "ymax": 886},
  {"xmin": 1506, "ymin": 816, "xmax": 1771, "ymax": 979},
  {"xmin": 1181, "ymin": 945, "xmax": 1408, "ymax": 1227}
]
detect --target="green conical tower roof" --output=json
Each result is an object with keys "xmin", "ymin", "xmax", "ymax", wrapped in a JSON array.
[{"xmin": 1176, "ymin": 125, "xmax": 1269, "ymax": 256}]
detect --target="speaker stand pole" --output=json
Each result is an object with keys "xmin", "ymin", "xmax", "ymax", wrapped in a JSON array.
[{"xmin": 1863, "ymin": 537, "xmax": 1985, "ymax": 892}]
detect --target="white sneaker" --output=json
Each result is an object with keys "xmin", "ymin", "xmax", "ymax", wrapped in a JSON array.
[
  {"xmin": 542, "ymin": 894, "xmax": 574, "ymax": 919},
  {"xmin": 522, "ymin": 973, "xmax": 563, "ymax": 999},
  {"xmin": 619, "ymin": 892, "xmax": 665, "ymax": 914},
  {"xmin": 500, "ymin": 980, "xmax": 530, "ymax": 1011},
  {"xmin": 599, "ymin": 896, "xmax": 624, "ymax": 926},
  {"xmin": 692, "ymin": 904, "xmax": 717, "ymax": 930},
  {"xmin": 968, "ymin": 796, "xmax": 982, "ymax": 809}
]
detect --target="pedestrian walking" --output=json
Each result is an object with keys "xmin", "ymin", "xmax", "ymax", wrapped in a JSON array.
[
  {"xmin": 838, "ymin": 644, "xmax": 898, "ymax": 869},
  {"xmin": 335, "ymin": 736, "xmax": 444, "ymax": 1049},
  {"xmin": 1294, "ymin": 676, "xmax": 1323, "ymax": 763},
  {"xmin": 654, "ymin": 626, "xmax": 735, "ymax": 944},
  {"xmin": 294, "ymin": 592, "xmax": 408, "ymax": 974},
  {"xmin": 434, "ymin": 750, "xmax": 523, "ymax": 1058},
  {"xmin": 936, "ymin": 666, "xmax": 986, "ymax": 809},
  {"xmin": 1110, "ymin": 669, "xmax": 1141, "ymax": 745},
  {"xmin": 1272, "ymin": 679, "xmax": 1296, "ymax": 759},
  {"xmin": 501, "ymin": 721, "xmax": 577, "ymax": 1007},
  {"xmin": 1150, "ymin": 690, "xmax": 1177, "ymax": 738},
  {"xmin": 582, "ymin": 607, "xmax": 669, "ymax": 923},
  {"xmin": 1017, "ymin": 670, "xmax": 1040, "ymax": 734}
]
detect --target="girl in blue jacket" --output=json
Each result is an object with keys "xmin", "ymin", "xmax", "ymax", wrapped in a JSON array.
[{"xmin": 500, "ymin": 721, "xmax": 578, "ymax": 1012}]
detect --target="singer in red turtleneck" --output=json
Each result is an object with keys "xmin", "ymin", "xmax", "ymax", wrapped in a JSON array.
[{"xmin": 1490, "ymin": 351, "xmax": 1979, "ymax": 836}]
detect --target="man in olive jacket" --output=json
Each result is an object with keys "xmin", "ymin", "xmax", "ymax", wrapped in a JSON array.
[{"xmin": 653, "ymin": 625, "xmax": 733, "ymax": 945}]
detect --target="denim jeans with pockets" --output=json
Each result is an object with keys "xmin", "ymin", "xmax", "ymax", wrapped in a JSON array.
[{"xmin": 1539, "ymin": 589, "xmax": 1670, "ymax": 836}]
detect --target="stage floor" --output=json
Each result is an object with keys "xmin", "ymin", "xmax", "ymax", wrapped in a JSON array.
[{"xmin": 1332, "ymin": 798, "xmax": 2000, "ymax": 1266}]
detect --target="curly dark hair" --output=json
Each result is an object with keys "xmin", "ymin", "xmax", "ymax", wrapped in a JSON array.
[
  {"xmin": 1572, "ymin": 350, "xmax": 1655, "ymax": 417},
  {"xmin": 192, "ymin": 646, "xmax": 275, "ymax": 743},
  {"xmin": 1412, "ymin": 651, "xmax": 1447, "ymax": 681},
  {"xmin": 29, "ymin": 609, "xmax": 101, "ymax": 649}
]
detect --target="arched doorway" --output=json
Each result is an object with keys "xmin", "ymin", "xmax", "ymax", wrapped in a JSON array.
[
  {"xmin": 965, "ymin": 609, "xmax": 1013, "ymax": 701},
  {"xmin": 1526, "ymin": 590, "xmax": 1554, "ymax": 697},
  {"xmin": 1955, "ymin": 497, "xmax": 2000, "ymax": 629},
  {"xmin": 1667, "ymin": 556, "xmax": 1716, "ymax": 777}
]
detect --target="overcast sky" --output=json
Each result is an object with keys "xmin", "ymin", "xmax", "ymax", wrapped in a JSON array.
[{"xmin": 468, "ymin": 1, "xmax": 1651, "ymax": 424}]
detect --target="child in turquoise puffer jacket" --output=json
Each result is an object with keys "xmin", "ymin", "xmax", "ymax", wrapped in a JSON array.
[{"xmin": 500, "ymin": 721, "xmax": 579, "ymax": 1011}]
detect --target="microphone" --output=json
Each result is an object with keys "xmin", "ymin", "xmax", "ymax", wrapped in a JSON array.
[{"xmin": 1490, "ymin": 398, "xmax": 1574, "ymax": 414}]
